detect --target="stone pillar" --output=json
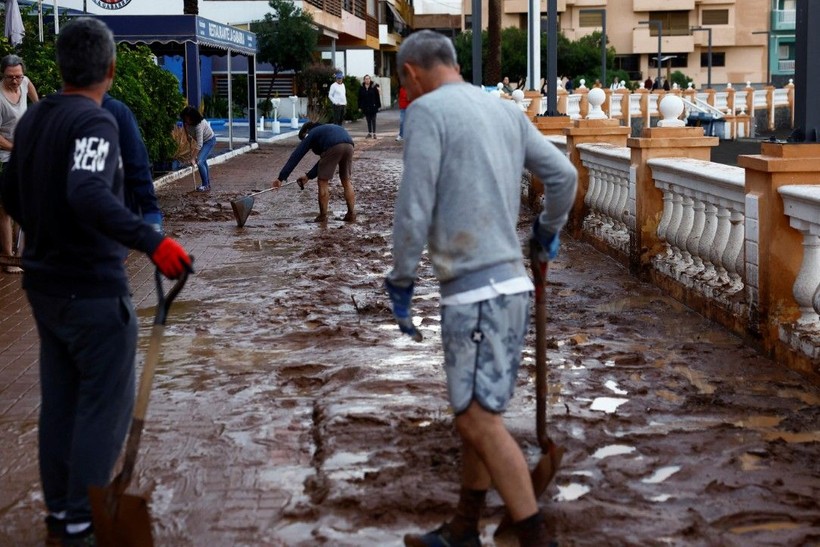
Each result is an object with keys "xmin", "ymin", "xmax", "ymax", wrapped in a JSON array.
[
  {"xmin": 737, "ymin": 143, "xmax": 820, "ymax": 361},
  {"xmin": 525, "ymin": 90, "xmax": 542, "ymax": 118},
  {"xmin": 627, "ymin": 127, "xmax": 719, "ymax": 276},
  {"xmin": 564, "ymin": 119, "xmax": 631, "ymax": 239},
  {"xmin": 557, "ymin": 88, "xmax": 568, "ymax": 115}
]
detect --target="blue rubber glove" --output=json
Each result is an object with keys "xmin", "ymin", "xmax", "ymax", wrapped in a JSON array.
[
  {"xmin": 532, "ymin": 216, "xmax": 560, "ymax": 260},
  {"xmin": 143, "ymin": 212, "xmax": 163, "ymax": 234},
  {"xmin": 384, "ymin": 278, "xmax": 423, "ymax": 341}
]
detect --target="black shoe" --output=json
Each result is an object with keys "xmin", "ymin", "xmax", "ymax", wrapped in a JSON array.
[
  {"xmin": 404, "ymin": 522, "xmax": 480, "ymax": 547},
  {"xmin": 45, "ymin": 515, "xmax": 64, "ymax": 546},
  {"xmin": 63, "ymin": 525, "xmax": 96, "ymax": 546}
]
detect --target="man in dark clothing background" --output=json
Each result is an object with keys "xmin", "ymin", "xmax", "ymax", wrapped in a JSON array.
[
  {"xmin": 0, "ymin": 17, "xmax": 192, "ymax": 546},
  {"xmin": 272, "ymin": 122, "xmax": 356, "ymax": 222},
  {"xmin": 102, "ymin": 94, "xmax": 163, "ymax": 232}
]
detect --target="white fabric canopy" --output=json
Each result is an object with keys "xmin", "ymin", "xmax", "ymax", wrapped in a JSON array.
[{"xmin": 5, "ymin": 0, "xmax": 24, "ymax": 46}]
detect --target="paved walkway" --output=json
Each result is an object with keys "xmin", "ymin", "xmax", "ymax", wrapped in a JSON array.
[{"xmin": 1, "ymin": 108, "xmax": 818, "ymax": 546}]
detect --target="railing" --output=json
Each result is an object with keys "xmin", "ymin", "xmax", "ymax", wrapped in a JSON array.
[
  {"xmin": 778, "ymin": 186, "xmax": 820, "ymax": 325},
  {"xmin": 649, "ymin": 158, "xmax": 747, "ymax": 304},
  {"xmin": 578, "ymin": 143, "xmax": 632, "ymax": 255}
]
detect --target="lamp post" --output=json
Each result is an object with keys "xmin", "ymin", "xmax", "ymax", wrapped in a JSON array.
[
  {"xmin": 752, "ymin": 30, "xmax": 772, "ymax": 85},
  {"xmin": 580, "ymin": 9, "xmax": 607, "ymax": 89},
  {"xmin": 690, "ymin": 26, "xmax": 712, "ymax": 89},
  {"xmin": 638, "ymin": 20, "xmax": 662, "ymax": 86}
]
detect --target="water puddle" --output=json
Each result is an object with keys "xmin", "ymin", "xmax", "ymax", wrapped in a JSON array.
[
  {"xmin": 740, "ymin": 453, "xmax": 766, "ymax": 471},
  {"xmin": 590, "ymin": 397, "xmax": 629, "ymax": 413},
  {"xmin": 592, "ymin": 444, "xmax": 636, "ymax": 459},
  {"xmin": 641, "ymin": 465, "xmax": 681, "ymax": 484},
  {"xmin": 775, "ymin": 388, "xmax": 820, "ymax": 406},
  {"xmin": 729, "ymin": 521, "xmax": 802, "ymax": 534},
  {"xmin": 671, "ymin": 365, "xmax": 715, "ymax": 394},
  {"xmin": 761, "ymin": 430, "xmax": 820, "ymax": 443},
  {"xmin": 553, "ymin": 483, "xmax": 591, "ymax": 501}
]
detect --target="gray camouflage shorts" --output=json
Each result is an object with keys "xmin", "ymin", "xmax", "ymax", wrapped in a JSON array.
[{"xmin": 441, "ymin": 292, "xmax": 531, "ymax": 415}]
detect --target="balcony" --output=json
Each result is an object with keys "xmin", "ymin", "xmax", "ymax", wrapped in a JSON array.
[
  {"xmin": 772, "ymin": 9, "xmax": 796, "ymax": 31},
  {"xmin": 632, "ymin": 27, "xmax": 694, "ymax": 54},
  {"xmin": 777, "ymin": 59, "xmax": 795, "ymax": 73},
  {"xmin": 634, "ymin": 0, "xmax": 693, "ymax": 11}
]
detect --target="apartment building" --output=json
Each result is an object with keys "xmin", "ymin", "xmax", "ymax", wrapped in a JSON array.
[{"xmin": 458, "ymin": 0, "xmax": 795, "ymax": 88}]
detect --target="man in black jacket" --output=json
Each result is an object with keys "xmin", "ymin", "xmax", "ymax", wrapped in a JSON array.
[
  {"xmin": 272, "ymin": 122, "xmax": 356, "ymax": 222},
  {"xmin": 0, "ymin": 17, "xmax": 192, "ymax": 545}
]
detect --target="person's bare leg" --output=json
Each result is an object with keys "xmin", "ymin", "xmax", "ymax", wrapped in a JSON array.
[
  {"xmin": 0, "ymin": 208, "xmax": 13, "ymax": 258},
  {"xmin": 455, "ymin": 401, "xmax": 537, "ymax": 521},
  {"xmin": 315, "ymin": 179, "xmax": 330, "ymax": 222},
  {"xmin": 341, "ymin": 179, "xmax": 356, "ymax": 222}
]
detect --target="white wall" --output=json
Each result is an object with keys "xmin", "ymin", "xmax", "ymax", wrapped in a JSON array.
[{"xmin": 54, "ymin": 0, "xmax": 275, "ymax": 25}]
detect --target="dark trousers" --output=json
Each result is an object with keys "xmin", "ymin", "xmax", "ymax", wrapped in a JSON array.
[
  {"xmin": 332, "ymin": 104, "xmax": 345, "ymax": 126},
  {"xmin": 365, "ymin": 111, "xmax": 377, "ymax": 134},
  {"xmin": 27, "ymin": 290, "xmax": 137, "ymax": 523}
]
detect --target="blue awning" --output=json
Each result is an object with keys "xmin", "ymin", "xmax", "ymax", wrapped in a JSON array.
[{"xmin": 94, "ymin": 15, "xmax": 257, "ymax": 56}]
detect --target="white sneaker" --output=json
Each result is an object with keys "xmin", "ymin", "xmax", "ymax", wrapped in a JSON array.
[{"xmin": 395, "ymin": 136, "xmax": 403, "ymax": 141}]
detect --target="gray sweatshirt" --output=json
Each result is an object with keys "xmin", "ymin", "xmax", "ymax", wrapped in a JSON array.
[{"xmin": 388, "ymin": 82, "xmax": 577, "ymax": 297}]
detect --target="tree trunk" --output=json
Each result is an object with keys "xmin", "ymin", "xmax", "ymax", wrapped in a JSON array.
[{"xmin": 487, "ymin": 0, "xmax": 502, "ymax": 85}]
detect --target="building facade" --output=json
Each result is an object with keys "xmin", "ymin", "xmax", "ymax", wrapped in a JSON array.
[{"xmin": 457, "ymin": 0, "xmax": 796, "ymax": 88}]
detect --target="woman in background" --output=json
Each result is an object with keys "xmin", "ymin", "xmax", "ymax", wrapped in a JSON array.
[
  {"xmin": 358, "ymin": 75, "xmax": 381, "ymax": 139},
  {"xmin": 181, "ymin": 105, "xmax": 217, "ymax": 192}
]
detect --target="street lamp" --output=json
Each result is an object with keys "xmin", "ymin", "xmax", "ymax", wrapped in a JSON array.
[
  {"xmin": 690, "ymin": 26, "xmax": 712, "ymax": 89},
  {"xmin": 638, "ymin": 20, "xmax": 662, "ymax": 86},
  {"xmin": 581, "ymin": 9, "xmax": 607, "ymax": 88},
  {"xmin": 752, "ymin": 30, "xmax": 772, "ymax": 85}
]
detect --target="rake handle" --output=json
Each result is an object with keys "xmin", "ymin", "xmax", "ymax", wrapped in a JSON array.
[{"xmin": 249, "ymin": 179, "xmax": 298, "ymax": 198}]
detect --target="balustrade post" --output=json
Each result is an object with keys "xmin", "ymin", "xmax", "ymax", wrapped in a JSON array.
[
  {"xmin": 785, "ymin": 79, "xmax": 795, "ymax": 128},
  {"xmin": 738, "ymin": 142, "xmax": 820, "ymax": 367}
]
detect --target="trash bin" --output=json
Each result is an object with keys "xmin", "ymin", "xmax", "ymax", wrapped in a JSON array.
[{"xmin": 711, "ymin": 118, "xmax": 726, "ymax": 139}]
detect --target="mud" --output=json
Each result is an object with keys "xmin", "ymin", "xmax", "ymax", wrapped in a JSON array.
[{"xmin": 1, "ymin": 126, "xmax": 819, "ymax": 546}]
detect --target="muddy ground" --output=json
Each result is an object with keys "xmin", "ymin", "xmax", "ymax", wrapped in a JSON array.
[{"xmin": 1, "ymin": 129, "xmax": 819, "ymax": 546}]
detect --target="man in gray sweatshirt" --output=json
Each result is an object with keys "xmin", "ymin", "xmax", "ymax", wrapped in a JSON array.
[{"xmin": 384, "ymin": 30, "xmax": 577, "ymax": 547}]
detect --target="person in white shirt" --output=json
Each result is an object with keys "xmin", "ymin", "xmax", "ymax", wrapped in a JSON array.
[{"xmin": 328, "ymin": 71, "xmax": 347, "ymax": 126}]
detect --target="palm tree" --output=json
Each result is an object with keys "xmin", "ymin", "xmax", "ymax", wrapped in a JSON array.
[
  {"xmin": 183, "ymin": 0, "xmax": 199, "ymax": 15},
  {"xmin": 487, "ymin": 0, "xmax": 501, "ymax": 85}
]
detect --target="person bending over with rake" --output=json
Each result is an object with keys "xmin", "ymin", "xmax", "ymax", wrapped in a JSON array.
[
  {"xmin": 384, "ymin": 30, "xmax": 577, "ymax": 547},
  {"xmin": 272, "ymin": 121, "xmax": 356, "ymax": 223}
]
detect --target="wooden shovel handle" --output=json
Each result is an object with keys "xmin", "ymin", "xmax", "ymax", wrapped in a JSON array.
[
  {"xmin": 529, "ymin": 239, "xmax": 550, "ymax": 450},
  {"xmin": 115, "ymin": 267, "xmax": 191, "ymax": 492}
]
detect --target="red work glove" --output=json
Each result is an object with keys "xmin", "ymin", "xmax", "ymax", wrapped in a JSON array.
[{"xmin": 151, "ymin": 238, "xmax": 193, "ymax": 279}]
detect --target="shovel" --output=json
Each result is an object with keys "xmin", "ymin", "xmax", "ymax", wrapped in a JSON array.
[
  {"xmin": 495, "ymin": 239, "xmax": 565, "ymax": 538},
  {"xmin": 88, "ymin": 266, "xmax": 191, "ymax": 547},
  {"xmin": 230, "ymin": 180, "xmax": 297, "ymax": 228}
]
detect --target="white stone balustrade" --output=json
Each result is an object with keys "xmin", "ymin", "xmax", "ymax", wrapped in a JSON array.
[
  {"xmin": 778, "ymin": 185, "xmax": 820, "ymax": 324},
  {"xmin": 567, "ymin": 94, "xmax": 581, "ymax": 119},
  {"xmin": 648, "ymin": 158, "xmax": 747, "ymax": 304},
  {"xmin": 577, "ymin": 143, "xmax": 632, "ymax": 254}
]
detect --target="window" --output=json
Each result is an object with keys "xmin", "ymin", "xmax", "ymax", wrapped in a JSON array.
[
  {"xmin": 700, "ymin": 52, "xmax": 725, "ymax": 67},
  {"xmin": 579, "ymin": 10, "xmax": 603, "ymax": 28},
  {"xmin": 702, "ymin": 9, "xmax": 728, "ymax": 25},
  {"xmin": 650, "ymin": 52, "xmax": 688, "ymax": 68},
  {"xmin": 648, "ymin": 11, "xmax": 691, "ymax": 36},
  {"xmin": 614, "ymin": 54, "xmax": 642, "ymax": 81},
  {"xmin": 465, "ymin": 15, "xmax": 472, "ymax": 30}
]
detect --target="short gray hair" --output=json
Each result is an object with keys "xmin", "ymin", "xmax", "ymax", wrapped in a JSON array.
[
  {"xmin": 56, "ymin": 17, "xmax": 117, "ymax": 88},
  {"xmin": 1, "ymin": 55, "xmax": 24, "ymax": 73},
  {"xmin": 397, "ymin": 30, "xmax": 457, "ymax": 78}
]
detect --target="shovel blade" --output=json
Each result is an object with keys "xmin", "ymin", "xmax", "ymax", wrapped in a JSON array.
[
  {"xmin": 88, "ymin": 485, "xmax": 154, "ymax": 547},
  {"xmin": 230, "ymin": 196, "xmax": 255, "ymax": 228},
  {"xmin": 493, "ymin": 441, "xmax": 565, "ymax": 539}
]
